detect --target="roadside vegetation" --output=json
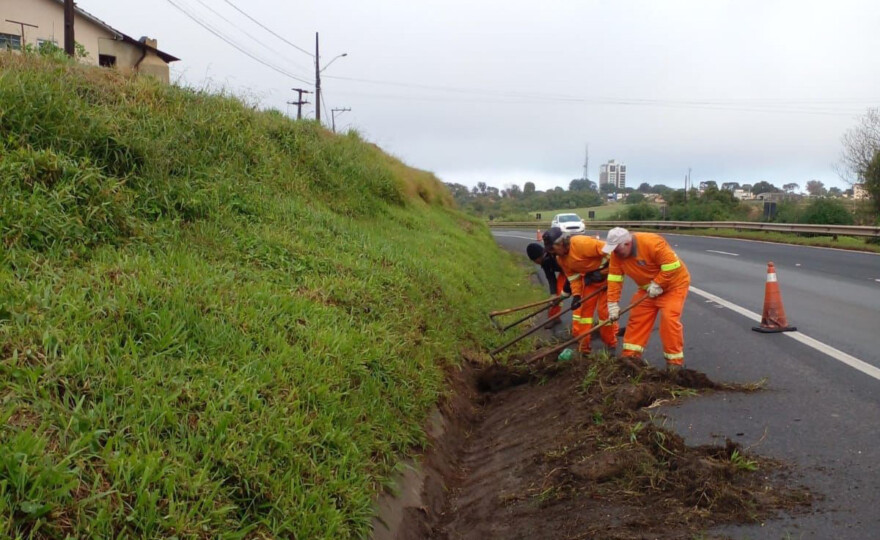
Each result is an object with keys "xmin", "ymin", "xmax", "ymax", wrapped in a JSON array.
[{"xmin": 0, "ymin": 53, "xmax": 539, "ymax": 538}]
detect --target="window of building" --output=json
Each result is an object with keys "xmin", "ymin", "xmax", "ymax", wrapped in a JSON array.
[
  {"xmin": 36, "ymin": 38, "xmax": 60, "ymax": 52},
  {"xmin": 0, "ymin": 33, "xmax": 22, "ymax": 51},
  {"xmin": 99, "ymin": 54, "xmax": 117, "ymax": 67}
]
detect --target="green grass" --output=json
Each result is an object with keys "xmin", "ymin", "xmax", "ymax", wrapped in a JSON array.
[{"xmin": 0, "ymin": 53, "xmax": 539, "ymax": 538}]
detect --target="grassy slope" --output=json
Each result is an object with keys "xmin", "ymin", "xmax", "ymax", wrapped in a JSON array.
[{"xmin": 0, "ymin": 54, "xmax": 539, "ymax": 538}]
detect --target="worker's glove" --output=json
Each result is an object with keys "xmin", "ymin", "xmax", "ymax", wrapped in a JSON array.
[
  {"xmin": 570, "ymin": 295, "xmax": 582, "ymax": 310},
  {"xmin": 559, "ymin": 291, "xmax": 572, "ymax": 298},
  {"xmin": 646, "ymin": 281, "xmax": 663, "ymax": 298},
  {"xmin": 587, "ymin": 270, "xmax": 606, "ymax": 283},
  {"xmin": 607, "ymin": 302, "xmax": 620, "ymax": 321}
]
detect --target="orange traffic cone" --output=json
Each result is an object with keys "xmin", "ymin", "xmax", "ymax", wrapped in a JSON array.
[{"xmin": 752, "ymin": 262, "xmax": 797, "ymax": 333}]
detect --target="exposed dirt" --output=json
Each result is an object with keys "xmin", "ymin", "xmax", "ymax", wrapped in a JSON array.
[{"xmin": 381, "ymin": 351, "xmax": 812, "ymax": 540}]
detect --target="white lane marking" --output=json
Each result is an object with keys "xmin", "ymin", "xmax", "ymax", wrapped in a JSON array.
[
  {"xmin": 689, "ymin": 285, "xmax": 880, "ymax": 383},
  {"xmin": 876, "ymin": 279, "xmax": 880, "ymax": 283},
  {"xmin": 706, "ymin": 250, "xmax": 740, "ymax": 257}
]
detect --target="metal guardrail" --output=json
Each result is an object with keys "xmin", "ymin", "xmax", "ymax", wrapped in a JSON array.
[{"xmin": 488, "ymin": 220, "xmax": 880, "ymax": 237}]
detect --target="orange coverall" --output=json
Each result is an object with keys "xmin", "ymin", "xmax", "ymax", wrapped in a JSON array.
[
  {"xmin": 607, "ymin": 233, "xmax": 690, "ymax": 366},
  {"xmin": 549, "ymin": 272, "xmax": 567, "ymax": 320},
  {"xmin": 555, "ymin": 236, "xmax": 618, "ymax": 353}
]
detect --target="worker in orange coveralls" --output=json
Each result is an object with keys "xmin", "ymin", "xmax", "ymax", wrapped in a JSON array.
[
  {"xmin": 602, "ymin": 227, "xmax": 690, "ymax": 372},
  {"xmin": 543, "ymin": 227, "xmax": 618, "ymax": 356},
  {"xmin": 526, "ymin": 242, "xmax": 571, "ymax": 329}
]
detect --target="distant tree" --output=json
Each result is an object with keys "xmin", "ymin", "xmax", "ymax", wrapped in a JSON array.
[
  {"xmin": 443, "ymin": 182, "xmax": 470, "ymax": 199},
  {"xmin": 840, "ymin": 108, "xmax": 880, "ymax": 185},
  {"xmin": 751, "ymin": 181, "xmax": 780, "ymax": 194},
  {"xmin": 721, "ymin": 182, "xmax": 740, "ymax": 192},
  {"xmin": 741, "ymin": 184, "xmax": 753, "ymax": 193},
  {"xmin": 865, "ymin": 149, "xmax": 880, "ymax": 212},
  {"xmin": 801, "ymin": 198, "xmax": 854, "ymax": 225},
  {"xmin": 477, "ymin": 181, "xmax": 488, "ymax": 195},
  {"xmin": 569, "ymin": 179, "xmax": 597, "ymax": 191},
  {"xmin": 637, "ymin": 182, "xmax": 652, "ymax": 193},
  {"xmin": 622, "ymin": 202, "xmax": 661, "ymax": 220},
  {"xmin": 600, "ymin": 183, "xmax": 617, "ymax": 194},
  {"xmin": 828, "ymin": 187, "xmax": 843, "ymax": 197},
  {"xmin": 783, "ymin": 182, "xmax": 800, "ymax": 193},
  {"xmin": 699, "ymin": 181, "xmax": 718, "ymax": 191},
  {"xmin": 486, "ymin": 186, "xmax": 500, "ymax": 198},
  {"xmin": 805, "ymin": 180, "xmax": 826, "ymax": 197},
  {"xmin": 652, "ymin": 184, "xmax": 672, "ymax": 193},
  {"xmin": 626, "ymin": 192, "xmax": 646, "ymax": 204},
  {"xmin": 523, "ymin": 182, "xmax": 536, "ymax": 195},
  {"xmin": 505, "ymin": 184, "xmax": 522, "ymax": 198}
]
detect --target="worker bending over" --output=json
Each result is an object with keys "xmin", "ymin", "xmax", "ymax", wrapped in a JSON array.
[
  {"xmin": 602, "ymin": 227, "xmax": 690, "ymax": 372},
  {"xmin": 526, "ymin": 242, "xmax": 571, "ymax": 328},
  {"xmin": 543, "ymin": 228, "xmax": 618, "ymax": 356}
]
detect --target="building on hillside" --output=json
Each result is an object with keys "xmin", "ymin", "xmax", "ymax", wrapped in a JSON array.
[
  {"xmin": 0, "ymin": 0, "xmax": 179, "ymax": 83},
  {"xmin": 733, "ymin": 189, "xmax": 754, "ymax": 200},
  {"xmin": 599, "ymin": 160, "xmax": 626, "ymax": 190},
  {"xmin": 853, "ymin": 183, "xmax": 869, "ymax": 200}
]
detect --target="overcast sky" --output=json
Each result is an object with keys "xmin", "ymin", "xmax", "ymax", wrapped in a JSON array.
[{"xmin": 77, "ymin": 0, "xmax": 880, "ymax": 192}]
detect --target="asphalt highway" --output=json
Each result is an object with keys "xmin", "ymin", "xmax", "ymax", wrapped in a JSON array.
[{"xmin": 492, "ymin": 228, "xmax": 880, "ymax": 539}]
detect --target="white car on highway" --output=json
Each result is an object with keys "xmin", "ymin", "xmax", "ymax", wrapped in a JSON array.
[{"xmin": 550, "ymin": 213, "xmax": 586, "ymax": 235}]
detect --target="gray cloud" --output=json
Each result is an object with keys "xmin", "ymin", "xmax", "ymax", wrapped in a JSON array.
[{"xmin": 79, "ymin": 0, "xmax": 880, "ymax": 191}]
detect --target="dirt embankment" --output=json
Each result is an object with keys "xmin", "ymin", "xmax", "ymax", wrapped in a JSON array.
[{"xmin": 374, "ymin": 352, "xmax": 811, "ymax": 540}]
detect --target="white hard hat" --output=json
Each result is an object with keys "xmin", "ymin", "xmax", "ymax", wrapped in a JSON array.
[{"xmin": 601, "ymin": 227, "xmax": 632, "ymax": 254}]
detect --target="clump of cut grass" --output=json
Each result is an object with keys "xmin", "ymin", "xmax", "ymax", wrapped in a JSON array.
[{"xmin": 0, "ymin": 54, "xmax": 540, "ymax": 538}]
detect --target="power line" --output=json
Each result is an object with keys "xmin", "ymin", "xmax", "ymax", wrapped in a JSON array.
[
  {"xmin": 328, "ymin": 89, "xmax": 865, "ymax": 116},
  {"xmin": 164, "ymin": 0, "xmax": 313, "ymax": 84},
  {"xmin": 221, "ymin": 0, "xmax": 314, "ymax": 58},
  {"xmin": 323, "ymin": 74, "xmax": 877, "ymax": 115},
  {"xmin": 189, "ymin": 0, "xmax": 311, "ymax": 73}
]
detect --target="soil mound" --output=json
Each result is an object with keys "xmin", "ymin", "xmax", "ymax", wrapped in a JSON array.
[{"xmin": 402, "ymin": 354, "xmax": 811, "ymax": 539}]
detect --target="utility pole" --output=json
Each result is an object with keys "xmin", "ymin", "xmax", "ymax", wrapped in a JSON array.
[
  {"xmin": 314, "ymin": 32, "xmax": 321, "ymax": 124},
  {"xmin": 583, "ymin": 143, "xmax": 590, "ymax": 181},
  {"xmin": 64, "ymin": 0, "xmax": 75, "ymax": 57},
  {"xmin": 289, "ymin": 88, "xmax": 312, "ymax": 120},
  {"xmin": 5, "ymin": 20, "xmax": 38, "ymax": 49},
  {"xmin": 331, "ymin": 107, "xmax": 350, "ymax": 133},
  {"xmin": 685, "ymin": 168, "xmax": 692, "ymax": 201}
]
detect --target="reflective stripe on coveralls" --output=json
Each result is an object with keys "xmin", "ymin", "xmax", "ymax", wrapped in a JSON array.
[
  {"xmin": 608, "ymin": 233, "xmax": 690, "ymax": 366},
  {"xmin": 555, "ymin": 236, "xmax": 619, "ymax": 352}
]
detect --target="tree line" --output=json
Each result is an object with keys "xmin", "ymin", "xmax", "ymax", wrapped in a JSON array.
[{"xmin": 444, "ymin": 179, "xmax": 604, "ymax": 218}]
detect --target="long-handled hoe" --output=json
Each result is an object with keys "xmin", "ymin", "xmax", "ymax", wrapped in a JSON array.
[
  {"xmin": 489, "ymin": 286, "xmax": 607, "ymax": 362},
  {"xmin": 526, "ymin": 295, "xmax": 648, "ymax": 364},
  {"xmin": 488, "ymin": 297, "xmax": 561, "ymax": 331}
]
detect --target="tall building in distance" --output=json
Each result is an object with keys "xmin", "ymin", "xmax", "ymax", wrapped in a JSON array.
[{"xmin": 599, "ymin": 160, "xmax": 626, "ymax": 190}]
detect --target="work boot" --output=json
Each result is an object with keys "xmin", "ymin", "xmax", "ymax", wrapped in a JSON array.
[{"xmin": 666, "ymin": 363, "xmax": 683, "ymax": 375}]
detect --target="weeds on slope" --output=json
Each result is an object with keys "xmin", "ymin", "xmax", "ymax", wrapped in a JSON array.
[{"xmin": 0, "ymin": 54, "xmax": 539, "ymax": 538}]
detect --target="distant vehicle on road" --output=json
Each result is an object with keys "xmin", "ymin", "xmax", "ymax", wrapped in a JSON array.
[{"xmin": 551, "ymin": 213, "xmax": 586, "ymax": 234}]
